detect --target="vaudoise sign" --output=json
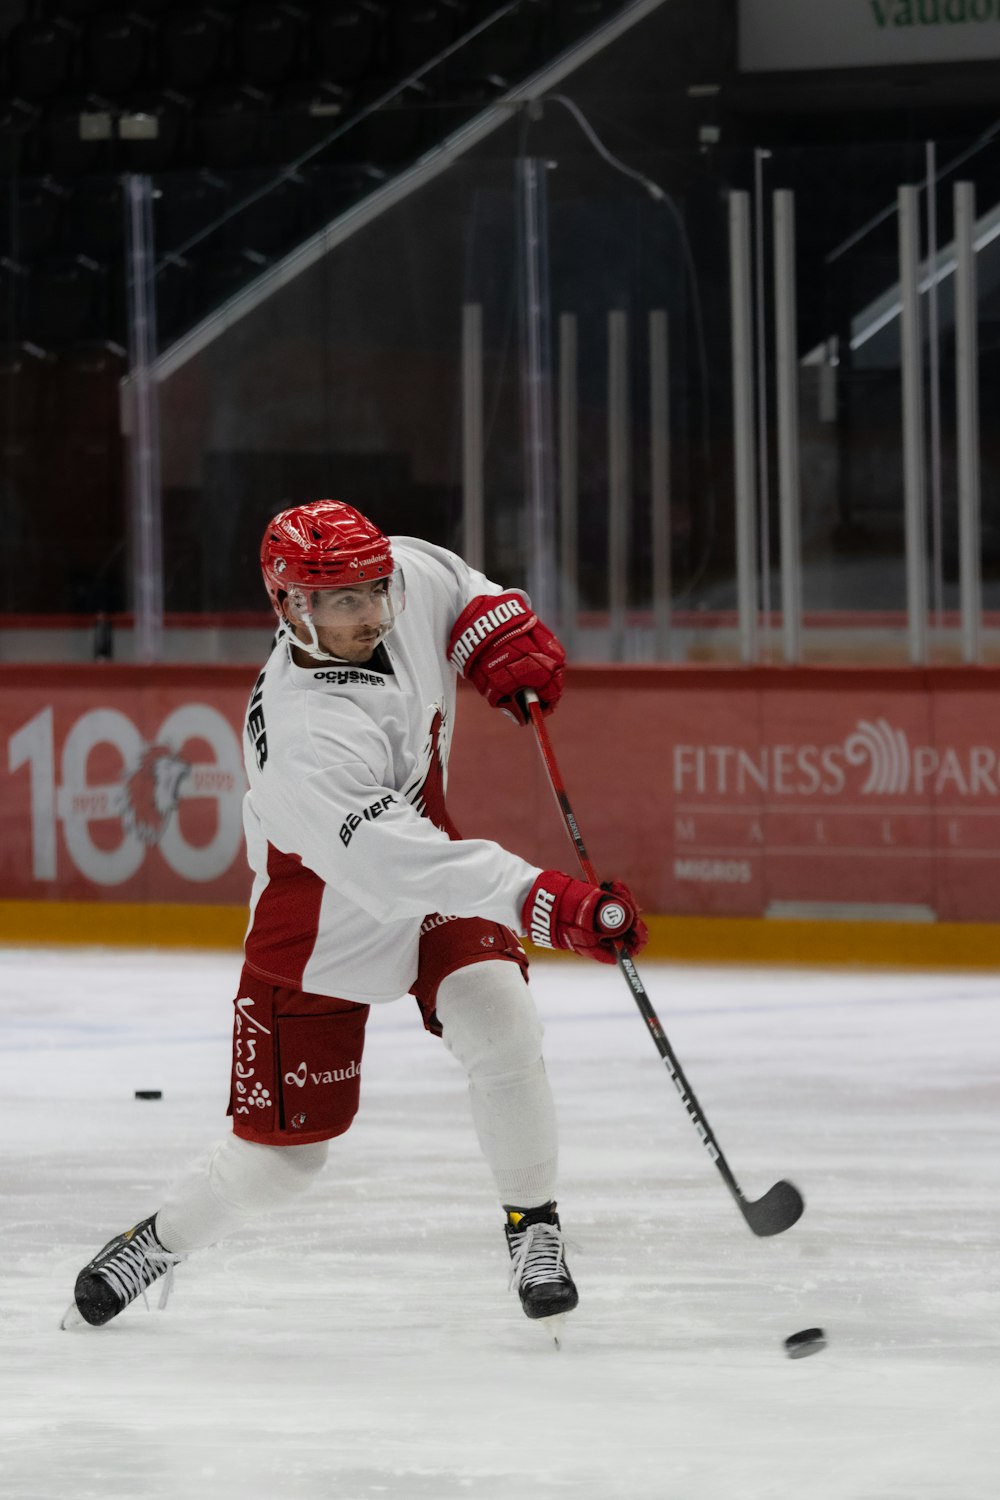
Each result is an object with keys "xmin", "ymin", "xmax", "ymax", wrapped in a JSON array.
[{"xmin": 740, "ymin": 0, "xmax": 1000, "ymax": 72}]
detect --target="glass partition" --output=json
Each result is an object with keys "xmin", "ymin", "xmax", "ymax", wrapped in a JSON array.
[
  {"xmin": 769, "ymin": 141, "xmax": 920, "ymax": 629},
  {"xmin": 155, "ymin": 155, "xmax": 522, "ymax": 626},
  {"xmin": 150, "ymin": 135, "xmax": 744, "ymax": 663},
  {"xmin": 540, "ymin": 146, "xmax": 737, "ymax": 660},
  {"xmin": 5, "ymin": 111, "xmax": 1000, "ymax": 664},
  {"xmin": 0, "ymin": 169, "xmax": 129, "ymax": 642},
  {"xmin": 768, "ymin": 131, "xmax": 1000, "ymax": 659},
  {"xmin": 0, "ymin": 0, "xmax": 587, "ymax": 660}
]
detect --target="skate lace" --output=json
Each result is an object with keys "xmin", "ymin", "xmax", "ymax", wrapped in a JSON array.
[
  {"xmin": 508, "ymin": 1222, "xmax": 572, "ymax": 1293},
  {"xmin": 96, "ymin": 1225, "xmax": 181, "ymax": 1312}
]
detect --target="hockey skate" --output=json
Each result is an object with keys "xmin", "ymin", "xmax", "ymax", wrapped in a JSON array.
[
  {"xmin": 504, "ymin": 1201, "xmax": 578, "ymax": 1345},
  {"xmin": 61, "ymin": 1215, "xmax": 181, "ymax": 1329}
]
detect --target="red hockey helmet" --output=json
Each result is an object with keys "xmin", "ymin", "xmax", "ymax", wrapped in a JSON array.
[{"xmin": 260, "ymin": 500, "xmax": 395, "ymax": 619}]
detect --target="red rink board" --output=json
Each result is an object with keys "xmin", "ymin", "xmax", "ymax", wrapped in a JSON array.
[
  {"xmin": 446, "ymin": 666, "xmax": 1000, "ymax": 925},
  {"xmin": 0, "ymin": 666, "xmax": 258, "ymax": 907},
  {"xmin": 1, "ymin": 664, "xmax": 999, "ymax": 922}
]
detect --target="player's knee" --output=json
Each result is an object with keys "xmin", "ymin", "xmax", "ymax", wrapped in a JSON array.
[
  {"xmin": 209, "ymin": 1134, "xmax": 329, "ymax": 1214},
  {"xmin": 436, "ymin": 960, "xmax": 544, "ymax": 1078}
]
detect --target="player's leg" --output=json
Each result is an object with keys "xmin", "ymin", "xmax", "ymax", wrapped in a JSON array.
[
  {"xmin": 63, "ymin": 1135, "xmax": 331, "ymax": 1329},
  {"xmin": 63, "ymin": 970, "xmax": 368, "ymax": 1329},
  {"xmin": 413, "ymin": 920, "xmax": 578, "ymax": 1325},
  {"xmin": 435, "ymin": 958, "xmax": 557, "ymax": 1210},
  {"xmin": 155, "ymin": 1133, "xmax": 330, "ymax": 1254}
]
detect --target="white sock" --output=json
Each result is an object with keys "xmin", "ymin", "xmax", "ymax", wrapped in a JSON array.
[
  {"xmin": 435, "ymin": 961, "xmax": 558, "ymax": 1209},
  {"xmin": 155, "ymin": 1134, "xmax": 328, "ymax": 1255}
]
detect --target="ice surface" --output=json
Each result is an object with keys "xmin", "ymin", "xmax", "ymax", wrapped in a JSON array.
[{"xmin": 1, "ymin": 946, "xmax": 998, "ymax": 1500}]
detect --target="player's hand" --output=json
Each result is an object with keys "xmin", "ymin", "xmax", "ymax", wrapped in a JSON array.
[
  {"xmin": 447, "ymin": 592, "xmax": 565, "ymax": 725},
  {"xmin": 522, "ymin": 871, "xmax": 647, "ymax": 965}
]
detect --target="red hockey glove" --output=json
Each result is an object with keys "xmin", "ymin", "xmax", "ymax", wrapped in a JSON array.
[
  {"xmin": 447, "ymin": 592, "xmax": 565, "ymax": 725},
  {"xmin": 522, "ymin": 871, "xmax": 648, "ymax": 965}
]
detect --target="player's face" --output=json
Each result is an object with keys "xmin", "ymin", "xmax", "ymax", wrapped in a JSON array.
[{"xmin": 288, "ymin": 579, "xmax": 391, "ymax": 662}]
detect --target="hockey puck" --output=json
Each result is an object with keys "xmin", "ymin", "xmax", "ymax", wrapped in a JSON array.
[
  {"xmin": 134, "ymin": 1090, "xmax": 162, "ymax": 1100},
  {"xmin": 783, "ymin": 1327, "xmax": 826, "ymax": 1359}
]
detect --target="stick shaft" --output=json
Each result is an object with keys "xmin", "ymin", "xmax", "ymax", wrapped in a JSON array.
[
  {"xmin": 526, "ymin": 698, "xmax": 731, "ymax": 1162},
  {"xmin": 524, "ymin": 694, "xmax": 799, "ymax": 1234}
]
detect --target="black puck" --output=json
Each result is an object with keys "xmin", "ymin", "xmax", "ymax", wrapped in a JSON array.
[
  {"xmin": 134, "ymin": 1089, "xmax": 162, "ymax": 1100},
  {"xmin": 784, "ymin": 1327, "xmax": 826, "ymax": 1359}
]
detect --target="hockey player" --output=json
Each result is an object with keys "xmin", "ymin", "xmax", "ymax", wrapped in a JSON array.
[{"xmin": 64, "ymin": 500, "xmax": 647, "ymax": 1337}]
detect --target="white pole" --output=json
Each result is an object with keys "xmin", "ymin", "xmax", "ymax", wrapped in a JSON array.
[
  {"xmin": 518, "ymin": 157, "xmax": 557, "ymax": 622},
  {"xmin": 954, "ymin": 181, "xmax": 982, "ymax": 664},
  {"xmin": 559, "ymin": 312, "xmax": 579, "ymax": 657},
  {"xmin": 649, "ymin": 309, "xmax": 671, "ymax": 659},
  {"xmin": 461, "ymin": 302, "xmax": 484, "ymax": 571},
  {"xmin": 773, "ymin": 189, "xmax": 802, "ymax": 664},
  {"xmin": 730, "ymin": 191, "xmax": 758, "ymax": 663},
  {"xmin": 898, "ymin": 185, "xmax": 928, "ymax": 665},
  {"xmin": 753, "ymin": 149, "xmax": 772, "ymax": 650},
  {"xmin": 608, "ymin": 309, "xmax": 630, "ymax": 661},
  {"xmin": 925, "ymin": 142, "xmax": 944, "ymax": 631},
  {"xmin": 124, "ymin": 173, "xmax": 163, "ymax": 664}
]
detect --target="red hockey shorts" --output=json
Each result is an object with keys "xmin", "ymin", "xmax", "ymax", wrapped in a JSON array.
[{"xmin": 230, "ymin": 915, "xmax": 527, "ymax": 1147}]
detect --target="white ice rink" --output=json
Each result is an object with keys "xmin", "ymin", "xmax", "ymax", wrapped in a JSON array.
[{"xmin": 1, "ymin": 945, "xmax": 998, "ymax": 1500}]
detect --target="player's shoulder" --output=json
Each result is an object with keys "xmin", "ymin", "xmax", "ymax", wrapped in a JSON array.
[
  {"xmin": 390, "ymin": 538, "xmax": 475, "ymax": 626},
  {"xmin": 391, "ymin": 536, "xmax": 465, "ymax": 586}
]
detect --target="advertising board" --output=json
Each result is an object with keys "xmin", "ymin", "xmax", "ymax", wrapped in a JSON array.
[
  {"xmin": 739, "ymin": 0, "xmax": 1000, "ymax": 72},
  {"xmin": 2, "ymin": 666, "xmax": 998, "ymax": 928}
]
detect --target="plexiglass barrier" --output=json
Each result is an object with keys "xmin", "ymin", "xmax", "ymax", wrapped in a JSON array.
[
  {"xmin": 764, "ymin": 131, "xmax": 1000, "ymax": 662},
  {"xmin": 4, "ymin": 116, "xmax": 1000, "ymax": 663}
]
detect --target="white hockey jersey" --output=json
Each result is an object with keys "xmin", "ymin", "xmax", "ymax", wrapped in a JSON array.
[{"xmin": 240, "ymin": 537, "xmax": 542, "ymax": 1003}]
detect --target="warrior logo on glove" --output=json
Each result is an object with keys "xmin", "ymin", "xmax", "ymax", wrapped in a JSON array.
[
  {"xmin": 449, "ymin": 597, "xmax": 529, "ymax": 671},
  {"xmin": 523, "ymin": 872, "xmax": 648, "ymax": 966},
  {"xmin": 448, "ymin": 592, "xmax": 566, "ymax": 725}
]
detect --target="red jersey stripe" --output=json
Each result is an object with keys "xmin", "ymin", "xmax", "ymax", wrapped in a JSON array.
[{"xmin": 244, "ymin": 843, "xmax": 324, "ymax": 987}]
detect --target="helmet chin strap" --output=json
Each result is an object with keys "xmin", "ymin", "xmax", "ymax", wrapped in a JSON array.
[{"xmin": 279, "ymin": 614, "xmax": 393, "ymax": 666}]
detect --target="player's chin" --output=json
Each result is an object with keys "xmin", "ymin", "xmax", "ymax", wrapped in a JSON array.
[{"xmin": 347, "ymin": 636, "xmax": 380, "ymax": 661}]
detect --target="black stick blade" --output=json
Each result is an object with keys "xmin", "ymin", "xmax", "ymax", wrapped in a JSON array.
[{"xmin": 741, "ymin": 1179, "xmax": 805, "ymax": 1237}]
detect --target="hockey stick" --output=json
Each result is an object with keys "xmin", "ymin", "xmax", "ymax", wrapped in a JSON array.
[{"xmin": 521, "ymin": 690, "xmax": 804, "ymax": 1238}]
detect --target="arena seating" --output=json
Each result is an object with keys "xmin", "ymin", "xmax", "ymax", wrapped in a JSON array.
[{"xmin": 0, "ymin": 2, "xmax": 630, "ymax": 352}]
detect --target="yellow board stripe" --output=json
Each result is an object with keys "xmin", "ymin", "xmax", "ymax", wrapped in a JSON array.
[
  {"xmin": 0, "ymin": 900, "xmax": 247, "ymax": 949},
  {"xmin": 1, "ymin": 902, "xmax": 998, "ymax": 969},
  {"xmin": 530, "ymin": 915, "xmax": 1000, "ymax": 970}
]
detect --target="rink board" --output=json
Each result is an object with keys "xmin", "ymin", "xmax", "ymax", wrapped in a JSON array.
[
  {"xmin": 2, "ymin": 663, "xmax": 1000, "ymax": 959},
  {"xmin": 2, "ymin": 900, "xmax": 1000, "ymax": 968}
]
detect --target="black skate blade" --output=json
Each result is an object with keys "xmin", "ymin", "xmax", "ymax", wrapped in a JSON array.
[{"xmin": 741, "ymin": 1179, "xmax": 805, "ymax": 1237}]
